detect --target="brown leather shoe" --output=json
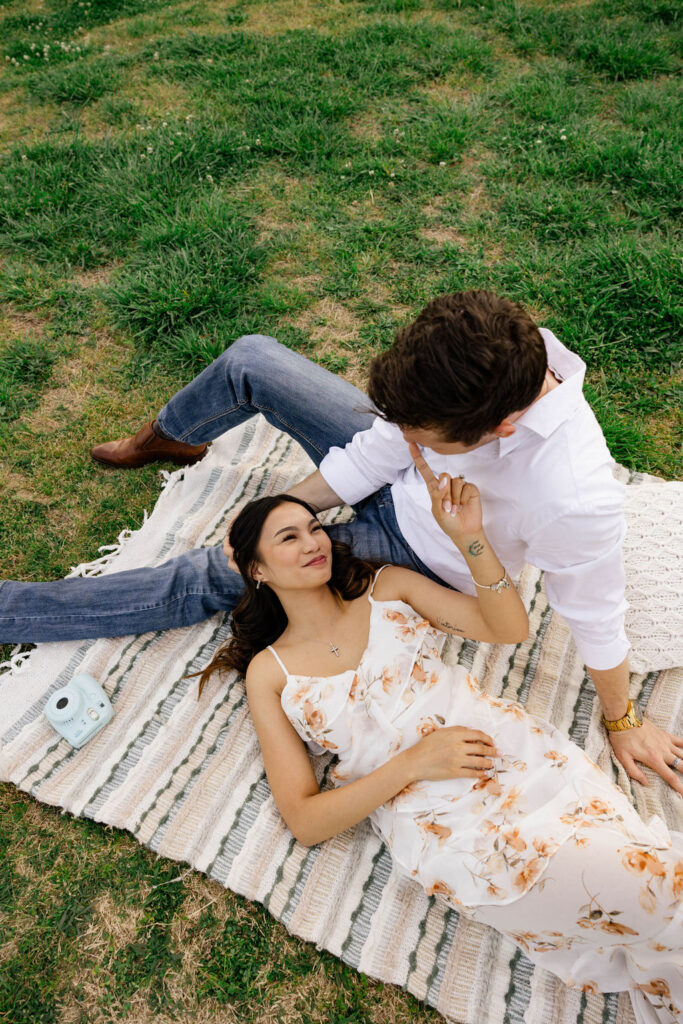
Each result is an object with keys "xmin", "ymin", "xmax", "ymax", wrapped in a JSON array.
[{"xmin": 91, "ymin": 423, "xmax": 209, "ymax": 469}]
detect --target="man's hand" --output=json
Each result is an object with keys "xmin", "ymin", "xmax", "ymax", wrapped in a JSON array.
[
  {"xmin": 609, "ymin": 719, "xmax": 683, "ymax": 797},
  {"xmin": 222, "ymin": 528, "xmax": 238, "ymax": 572}
]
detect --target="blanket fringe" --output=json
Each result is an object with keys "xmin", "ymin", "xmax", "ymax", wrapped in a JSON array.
[
  {"xmin": 67, "ymin": 512, "xmax": 150, "ymax": 578},
  {"xmin": 0, "ymin": 644, "xmax": 33, "ymax": 678}
]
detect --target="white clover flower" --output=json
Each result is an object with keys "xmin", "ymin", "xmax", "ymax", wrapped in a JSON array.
[
  {"xmin": 162, "ymin": 121, "xmax": 167, "ymax": 127},
  {"xmin": 146, "ymin": 145, "xmax": 153, "ymax": 152},
  {"xmin": 206, "ymin": 174, "xmax": 214, "ymax": 183},
  {"xmin": 439, "ymin": 161, "xmax": 446, "ymax": 166},
  {"xmin": 368, "ymin": 169, "xmax": 374, "ymax": 175},
  {"xmin": 153, "ymin": 51, "xmax": 159, "ymax": 60},
  {"xmin": 560, "ymin": 134, "xmax": 567, "ymax": 141},
  {"xmin": 21, "ymin": 154, "xmax": 27, "ymax": 161},
  {"xmin": 390, "ymin": 172, "xmax": 395, "ymax": 177}
]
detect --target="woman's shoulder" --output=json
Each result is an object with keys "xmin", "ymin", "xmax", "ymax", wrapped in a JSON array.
[
  {"xmin": 245, "ymin": 647, "xmax": 284, "ymax": 690},
  {"xmin": 370, "ymin": 564, "xmax": 423, "ymax": 603}
]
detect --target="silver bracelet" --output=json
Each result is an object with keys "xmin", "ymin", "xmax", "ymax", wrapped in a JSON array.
[{"xmin": 472, "ymin": 570, "xmax": 510, "ymax": 593}]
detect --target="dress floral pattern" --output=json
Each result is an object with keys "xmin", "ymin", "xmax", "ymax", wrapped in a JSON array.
[{"xmin": 274, "ymin": 577, "xmax": 682, "ymax": 1022}]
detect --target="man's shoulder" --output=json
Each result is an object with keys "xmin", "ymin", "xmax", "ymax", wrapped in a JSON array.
[{"xmin": 521, "ymin": 409, "xmax": 623, "ymax": 516}]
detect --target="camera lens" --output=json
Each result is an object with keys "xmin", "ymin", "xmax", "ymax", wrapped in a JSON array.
[{"xmin": 56, "ymin": 697, "xmax": 69, "ymax": 710}]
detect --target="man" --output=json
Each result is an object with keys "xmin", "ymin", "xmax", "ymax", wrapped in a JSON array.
[{"xmin": 2, "ymin": 291, "xmax": 681, "ymax": 794}]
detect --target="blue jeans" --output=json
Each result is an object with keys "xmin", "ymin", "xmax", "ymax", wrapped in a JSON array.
[{"xmin": 0, "ymin": 336, "xmax": 441, "ymax": 643}]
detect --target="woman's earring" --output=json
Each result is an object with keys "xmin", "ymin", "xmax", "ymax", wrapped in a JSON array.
[{"xmin": 255, "ymin": 579, "xmax": 261, "ymax": 590}]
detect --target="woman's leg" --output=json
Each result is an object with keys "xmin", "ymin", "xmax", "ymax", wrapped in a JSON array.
[{"xmin": 472, "ymin": 827, "xmax": 683, "ymax": 1024}]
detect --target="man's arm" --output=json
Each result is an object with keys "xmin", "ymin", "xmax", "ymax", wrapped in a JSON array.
[
  {"xmin": 286, "ymin": 470, "xmax": 343, "ymax": 512},
  {"xmin": 530, "ymin": 509, "xmax": 683, "ymax": 795},
  {"xmin": 588, "ymin": 658, "xmax": 683, "ymax": 797}
]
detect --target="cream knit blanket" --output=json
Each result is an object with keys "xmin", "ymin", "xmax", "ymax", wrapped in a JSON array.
[{"xmin": 1, "ymin": 417, "xmax": 681, "ymax": 1024}]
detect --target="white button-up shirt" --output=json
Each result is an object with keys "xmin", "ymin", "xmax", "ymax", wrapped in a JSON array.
[{"xmin": 319, "ymin": 329, "xmax": 628, "ymax": 671}]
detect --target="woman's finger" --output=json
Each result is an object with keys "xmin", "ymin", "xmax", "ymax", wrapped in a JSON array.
[
  {"xmin": 463, "ymin": 730, "xmax": 497, "ymax": 746},
  {"xmin": 465, "ymin": 756, "xmax": 494, "ymax": 770}
]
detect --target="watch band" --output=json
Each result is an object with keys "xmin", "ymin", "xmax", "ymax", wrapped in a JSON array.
[{"xmin": 601, "ymin": 700, "xmax": 643, "ymax": 733}]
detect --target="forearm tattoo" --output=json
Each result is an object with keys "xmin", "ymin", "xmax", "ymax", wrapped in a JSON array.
[
  {"xmin": 437, "ymin": 619, "xmax": 465, "ymax": 633},
  {"xmin": 467, "ymin": 539, "xmax": 485, "ymax": 557}
]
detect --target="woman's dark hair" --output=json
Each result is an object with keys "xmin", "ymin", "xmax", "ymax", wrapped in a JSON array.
[
  {"xmin": 368, "ymin": 290, "xmax": 547, "ymax": 446},
  {"xmin": 195, "ymin": 494, "xmax": 376, "ymax": 696}
]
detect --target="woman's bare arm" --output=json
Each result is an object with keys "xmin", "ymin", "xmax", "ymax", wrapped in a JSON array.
[{"xmin": 246, "ymin": 651, "xmax": 498, "ymax": 847}]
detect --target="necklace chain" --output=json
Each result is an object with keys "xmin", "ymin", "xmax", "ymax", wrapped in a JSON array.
[{"xmin": 287, "ymin": 613, "xmax": 343, "ymax": 657}]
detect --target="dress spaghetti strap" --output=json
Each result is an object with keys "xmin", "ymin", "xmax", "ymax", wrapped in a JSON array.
[
  {"xmin": 369, "ymin": 564, "xmax": 390, "ymax": 598},
  {"xmin": 266, "ymin": 645, "xmax": 290, "ymax": 677}
]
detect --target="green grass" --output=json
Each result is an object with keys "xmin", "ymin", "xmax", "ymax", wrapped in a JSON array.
[{"xmin": 1, "ymin": 0, "xmax": 681, "ymax": 1019}]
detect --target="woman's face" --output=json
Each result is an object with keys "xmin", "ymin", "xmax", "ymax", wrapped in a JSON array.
[{"xmin": 251, "ymin": 502, "xmax": 332, "ymax": 591}]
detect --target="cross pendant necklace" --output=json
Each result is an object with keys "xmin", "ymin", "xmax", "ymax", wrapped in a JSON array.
[{"xmin": 329, "ymin": 642, "xmax": 340, "ymax": 657}]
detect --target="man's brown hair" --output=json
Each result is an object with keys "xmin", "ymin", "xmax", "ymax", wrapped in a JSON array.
[{"xmin": 368, "ymin": 291, "xmax": 547, "ymax": 446}]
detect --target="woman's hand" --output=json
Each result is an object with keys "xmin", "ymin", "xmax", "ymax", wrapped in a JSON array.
[
  {"xmin": 405, "ymin": 726, "xmax": 500, "ymax": 781},
  {"xmin": 408, "ymin": 443, "xmax": 482, "ymax": 545}
]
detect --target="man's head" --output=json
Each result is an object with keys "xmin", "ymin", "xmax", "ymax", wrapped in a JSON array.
[{"xmin": 368, "ymin": 290, "xmax": 547, "ymax": 451}]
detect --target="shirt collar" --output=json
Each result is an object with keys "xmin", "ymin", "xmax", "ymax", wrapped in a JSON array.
[{"xmin": 497, "ymin": 329, "xmax": 586, "ymax": 456}]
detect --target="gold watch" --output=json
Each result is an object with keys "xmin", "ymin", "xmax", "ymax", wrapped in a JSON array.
[{"xmin": 601, "ymin": 700, "xmax": 643, "ymax": 733}]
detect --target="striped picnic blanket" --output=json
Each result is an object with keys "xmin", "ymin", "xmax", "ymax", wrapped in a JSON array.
[{"xmin": 1, "ymin": 416, "xmax": 681, "ymax": 1024}]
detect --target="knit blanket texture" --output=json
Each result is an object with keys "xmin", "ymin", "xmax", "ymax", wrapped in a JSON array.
[{"xmin": 2, "ymin": 417, "xmax": 681, "ymax": 1024}]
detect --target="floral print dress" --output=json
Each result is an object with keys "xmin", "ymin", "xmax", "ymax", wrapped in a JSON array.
[{"xmin": 273, "ymin": 575, "xmax": 682, "ymax": 1021}]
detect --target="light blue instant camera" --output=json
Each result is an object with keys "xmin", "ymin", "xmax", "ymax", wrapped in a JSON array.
[{"xmin": 44, "ymin": 673, "xmax": 114, "ymax": 748}]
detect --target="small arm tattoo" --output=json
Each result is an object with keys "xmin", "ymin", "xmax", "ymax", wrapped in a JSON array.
[
  {"xmin": 437, "ymin": 619, "xmax": 465, "ymax": 633},
  {"xmin": 467, "ymin": 539, "xmax": 484, "ymax": 557}
]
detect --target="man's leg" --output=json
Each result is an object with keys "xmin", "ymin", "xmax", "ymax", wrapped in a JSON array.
[
  {"xmin": 93, "ymin": 334, "xmax": 375, "ymax": 468},
  {"xmin": 1, "ymin": 337, "xmax": 376, "ymax": 643},
  {"xmin": 0, "ymin": 548, "xmax": 241, "ymax": 644}
]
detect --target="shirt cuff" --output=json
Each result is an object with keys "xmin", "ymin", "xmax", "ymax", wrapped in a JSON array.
[
  {"xmin": 573, "ymin": 632, "xmax": 631, "ymax": 671},
  {"xmin": 318, "ymin": 449, "xmax": 378, "ymax": 506}
]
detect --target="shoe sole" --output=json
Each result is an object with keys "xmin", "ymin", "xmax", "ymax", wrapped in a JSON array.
[{"xmin": 91, "ymin": 448, "xmax": 209, "ymax": 469}]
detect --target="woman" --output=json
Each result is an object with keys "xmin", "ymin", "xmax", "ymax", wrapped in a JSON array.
[{"xmin": 199, "ymin": 446, "xmax": 682, "ymax": 1023}]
